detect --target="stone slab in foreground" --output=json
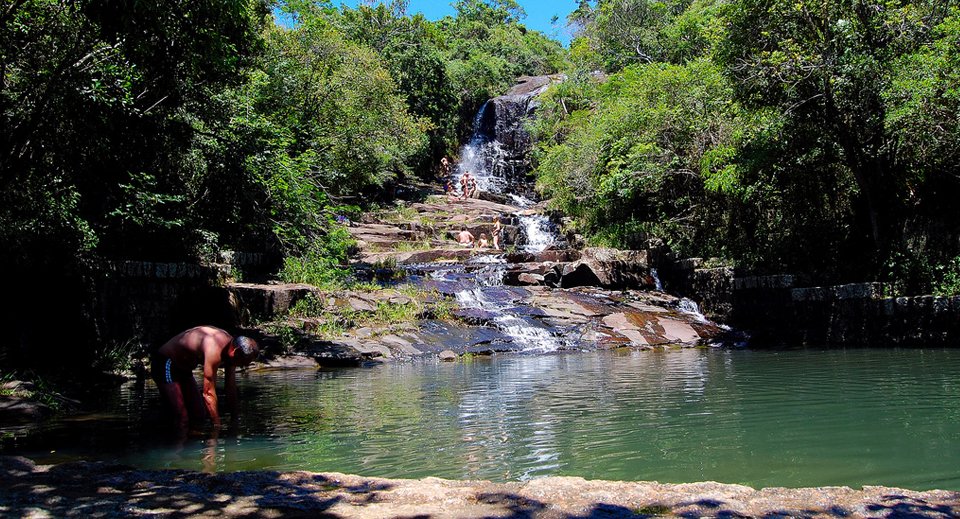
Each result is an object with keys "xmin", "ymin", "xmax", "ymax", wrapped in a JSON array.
[{"xmin": 2, "ymin": 457, "xmax": 958, "ymax": 518}]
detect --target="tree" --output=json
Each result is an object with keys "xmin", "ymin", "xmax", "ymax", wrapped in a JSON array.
[
  {"xmin": 0, "ymin": 0, "xmax": 267, "ymax": 368},
  {"xmin": 720, "ymin": 0, "xmax": 958, "ymax": 269}
]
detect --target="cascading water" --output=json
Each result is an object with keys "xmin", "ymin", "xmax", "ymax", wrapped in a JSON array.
[
  {"xmin": 506, "ymin": 194, "xmax": 559, "ymax": 252},
  {"xmin": 519, "ymin": 215, "xmax": 558, "ymax": 253},
  {"xmin": 678, "ymin": 297, "xmax": 731, "ymax": 331},
  {"xmin": 650, "ymin": 268, "xmax": 664, "ymax": 292},
  {"xmin": 454, "ymin": 256, "xmax": 562, "ymax": 353},
  {"xmin": 455, "ymin": 102, "xmax": 510, "ymax": 195},
  {"xmin": 678, "ymin": 297, "xmax": 708, "ymax": 323},
  {"xmin": 443, "ymin": 81, "xmax": 574, "ymax": 351}
]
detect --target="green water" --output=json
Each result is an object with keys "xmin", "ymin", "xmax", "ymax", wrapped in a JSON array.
[{"xmin": 6, "ymin": 348, "xmax": 960, "ymax": 490}]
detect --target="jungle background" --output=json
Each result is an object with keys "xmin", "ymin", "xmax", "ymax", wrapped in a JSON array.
[{"xmin": 2, "ymin": 0, "xmax": 958, "ymax": 378}]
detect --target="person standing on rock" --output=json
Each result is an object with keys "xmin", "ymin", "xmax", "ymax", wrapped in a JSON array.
[
  {"xmin": 439, "ymin": 157, "xmax": 451, "ymax": 179},
  {"xmin": 151, "ymin": 326, "xmax": 259, "ymax": 439},
  {"xmin": 459, "ymin": 172, "xmax": 471, "ymax": 200},
  {"xmin": 492, "ymin": 216, "xmax": 503, "ymax": 250},
  {"xmin": 466, "ymin": 174, "xmax": 478, "ymax": 199}
]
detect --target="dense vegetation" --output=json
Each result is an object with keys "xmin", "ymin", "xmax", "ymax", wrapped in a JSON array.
[
  {"xmin": 0, "ymin": 0, "xmax": 563, "ymax": 372},
  {"xmin": 533, "ymin": 0, "xmax": 960, "ymax": 294}
]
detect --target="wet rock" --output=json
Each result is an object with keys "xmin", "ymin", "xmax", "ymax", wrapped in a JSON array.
[
  {"xmin": 556, "ymin": 248, "xmax": 654, "ymax": 290},
  {"xmin": 438, "ymin": 350, "xmax": 458, "ymax": 362},
  {"xmin": 476, "ymin": 191, "xmax": 511, "ymax": 205},
  {"xmin": 504, "ymin": 306, "xmax": 547, "ymax": 317},
  {"xmin": 378, "ymin": 335, "xmax": 422, "ymax": 357},
  {"xmin": 517, "ymin": 273, "xmax": 545, "ymax": 285},
  {"xmin": 412, "ymin": 320, "xmax": 512, "ymax": 354},
  {"xmin": 453, "ymin": 308, "xmax": 499, "ymax": 325},
  {"xmin": 559, "ymin": 262, "xmax": 603, "ymax": 288}
]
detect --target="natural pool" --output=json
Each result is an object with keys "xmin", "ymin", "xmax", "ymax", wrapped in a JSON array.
[{"xmin": 4, "ymin": 348, "xmax": 960, "ymax": 490}]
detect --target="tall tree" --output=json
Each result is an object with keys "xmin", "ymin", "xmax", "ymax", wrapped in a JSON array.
[{"xmin": 720, "ymin": 0, "xmax": 957, "ymax": 257}]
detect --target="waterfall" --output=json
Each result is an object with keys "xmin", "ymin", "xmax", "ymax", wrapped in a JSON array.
[
  {"xmin": 510, "ymin": 195, "xmax": 561, "ymax": 252},
  {"xmin": 519, "ymin": 214, "xmax": 557, "ymax": 253},
  {"xmin": 650, "ymin": 268, "xmax": 664, "ymax": 292},
  {"xmin": 443, "ymin": 80, "xmax": 572, "ymax": 351},
  {"xmin": 678, "ymin": 297, "xmax": 708, "ymax": 323},
  {"xmin": 455, "ymin": 102, "xmax": 509, "ymax": 195}
]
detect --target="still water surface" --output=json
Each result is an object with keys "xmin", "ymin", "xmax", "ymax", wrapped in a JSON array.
[{"xmin": 6, "ymin": 348, "xmax": 960, "ymax": 490}]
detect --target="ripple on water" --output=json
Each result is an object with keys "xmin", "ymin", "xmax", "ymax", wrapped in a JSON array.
[{"xmin": 6, "ymin": 349, "xmax": 960, "ymax": 490}]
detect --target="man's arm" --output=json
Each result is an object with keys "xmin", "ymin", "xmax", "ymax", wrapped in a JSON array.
[
  {"xmin": 202, "ymin": 338, "xmax": 222, "ymax": 428},
  {"xmin": 202, "ymin": 363, "xmax": 220, "ymax": 428}
]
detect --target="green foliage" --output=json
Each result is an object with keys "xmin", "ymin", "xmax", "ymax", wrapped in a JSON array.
[
  {"xmin": 266, "ymin": 323, "xmax": 302, "ymax": 353},
  {"xmin": 534, "ymin": 59, "xmax": 749, "ymax": 253},
  {"xmin": 884, "ymin": 9, "xmax": 960, "ymax": 184},
  {"xmin": 935, "ymin": 256, "xmax": 960, "ymax": 297},
  {"xmin": 254, "ymin": 20, "xmax": 429, "ymax": 196},
  {"xmin": 718, "ymin": 0, "xmax": 960, "ymax": 265},
  {"xmin": 541, "ymin": 0, "xmax": 960, "ymax": 288},
  {"xmin": 569, "ymin": 0, "xmax": 724, "ymax": 72},
  {"xmin": 91, "ymin": 339, "xmax": 141, "ymax": 375},
  {"xmin": 279, "ymin": 225, "xmax": 355, "ymax": 289}
]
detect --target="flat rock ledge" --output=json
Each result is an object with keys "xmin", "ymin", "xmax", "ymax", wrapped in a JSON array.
[{"xmin": 2, "ymin": 457, "xmax": 958, "ymax": 518}]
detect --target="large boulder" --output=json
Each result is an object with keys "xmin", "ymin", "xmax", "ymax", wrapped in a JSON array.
[
  {"xmin": 558, "ymin": 248, "xmax": 654, "ymax": 290},
  {"xmin": 229, "ymin": 283, "xmax": 318, "ymax": 324}
]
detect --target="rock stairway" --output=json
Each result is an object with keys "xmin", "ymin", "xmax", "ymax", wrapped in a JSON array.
[{"xmin": 235, "ymin": 186, "xmax": 730, "ymax": 369}]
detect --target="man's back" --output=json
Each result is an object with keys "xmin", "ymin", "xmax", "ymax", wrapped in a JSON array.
[{"xmin": 157, "ymin": 326, "xmax": 230, "ymax": 370}]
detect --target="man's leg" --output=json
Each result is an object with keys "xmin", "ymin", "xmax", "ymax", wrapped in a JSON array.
[
  {"xmin": 157, "ymin": 380, "xmax": 189, "ymax": 441},
  {"xmin": 181, "ymin": 375, "xmax": 209, "ymax": 432},
  {"xmin": 152, "ymin": 356, "xmax": 189, "ymax": 441}
]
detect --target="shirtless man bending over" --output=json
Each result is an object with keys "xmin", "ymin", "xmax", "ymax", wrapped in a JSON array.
[{"xmin": 152, "ymin": 326, "xmax": 259, "ymax": 438}]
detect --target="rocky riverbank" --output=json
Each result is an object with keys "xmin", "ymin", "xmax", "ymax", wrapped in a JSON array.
[
  {"xmin": 2, "ymin": 456, "xmax": 958, "ymax": 518},
  {"xmin": 231, "ymin": 185, "xmax": 732, "ymax": 368}
]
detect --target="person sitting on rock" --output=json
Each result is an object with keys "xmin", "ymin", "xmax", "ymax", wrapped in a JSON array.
[
  {"xmin": 476, "ymin": 232, "xmax": 490, "ymax": 249},
  {"xmin": 444, "ymin": 179, "xmax": 456, "ymax": 200},
  {"xmin": 457, "ymin": 229, "xmax": 475, "ymax": 247}
]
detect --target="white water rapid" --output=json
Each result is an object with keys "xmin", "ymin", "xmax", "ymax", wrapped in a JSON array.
[{"xmin": 453, "ymin": 257, "xmax": 561, "ymax": 353}]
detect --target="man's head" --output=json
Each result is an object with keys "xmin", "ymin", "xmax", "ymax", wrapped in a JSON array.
[{"xmin": 230, "ymin": 335, "xmax": 260, "ymax": 367}]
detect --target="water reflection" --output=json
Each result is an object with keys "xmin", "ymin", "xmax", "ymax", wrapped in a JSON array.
[{"xmin": 4, "ymin": 349, "xmax": 960, "ymax": 490}]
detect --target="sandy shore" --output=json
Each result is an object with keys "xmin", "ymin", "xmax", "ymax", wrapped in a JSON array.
[{"xmin": 2, "ymin": 456, "xmax": 958, "ymax": 518}]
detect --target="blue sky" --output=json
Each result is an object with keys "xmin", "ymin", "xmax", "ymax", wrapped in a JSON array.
[{"xmin": 326, "ymin": 1, "xmax": 580, "ymax": 46}]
